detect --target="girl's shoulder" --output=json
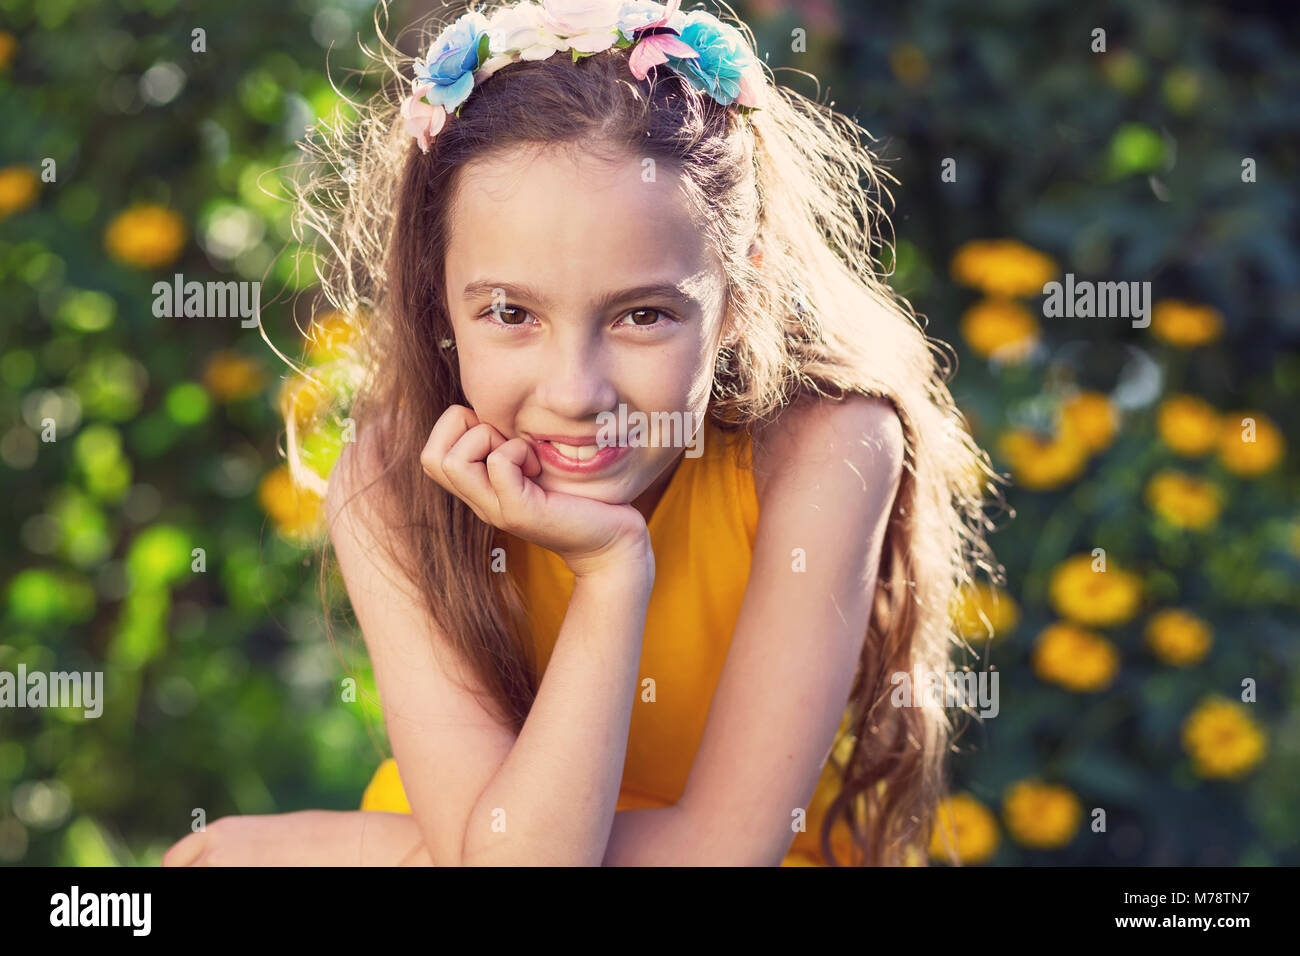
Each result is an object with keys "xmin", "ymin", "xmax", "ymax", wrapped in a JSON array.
[
  {"xmin": 326, "ymin": 418, "xmax": 385, "ymax": 510},
  {"xmin": 749, "ymin": 392, "xmax": 905, "ymax": 505},
  {"xmin": 324, "ymin": 415, "xmax": 401, "ymax": 546}
]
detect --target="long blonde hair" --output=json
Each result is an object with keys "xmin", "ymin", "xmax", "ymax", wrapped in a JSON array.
[{"xmin": 283, "ymin": 0, "xmax": 1000, "ymax": 866}]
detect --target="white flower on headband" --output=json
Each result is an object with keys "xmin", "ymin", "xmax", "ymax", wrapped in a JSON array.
[
  {"xmin": 540, "ymin": 0, "xmax": 623, "ymax": 53},
  {"xmin": 487, "ymin": 2, "xmax": 566, "ymax": 62}
]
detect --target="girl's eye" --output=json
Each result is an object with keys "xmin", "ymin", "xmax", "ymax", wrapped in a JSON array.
[
  {"xmin": 482, "ymin": 305, "xmax": 534, "ymax": 327},
  {"xmin": 618, "ymin": 308, "xmax": 670, "ymax": 329}
]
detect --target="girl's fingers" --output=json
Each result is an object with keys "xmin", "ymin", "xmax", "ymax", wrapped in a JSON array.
[
  {"xmin": 520, "ymin": 440, "xmax": 541, "ymax": 478},
  {"xmin": 162, "ymin": 832, "xmax": 206, "ymax": 867},
  {"xmin": 485, "ymin": 439, "xmax": 544, "ymax": 525},
  {"xmin": 442, "ymin": 423, "xmax": 508, "ymax": 521},
  {"xmin": 419, "ymin": 405, "xmax": 481, "ymax": 488},
  {"xmin": 419, "ymin": 408, "xmax": 545, "ymax": 530}
]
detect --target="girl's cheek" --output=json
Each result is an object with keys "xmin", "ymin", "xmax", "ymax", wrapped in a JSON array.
[{"xmin": 455, "ymin": 349, "xmax": 507, "ymax": 404}]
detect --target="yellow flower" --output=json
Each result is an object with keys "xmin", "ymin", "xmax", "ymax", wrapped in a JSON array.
[
  {"xmin": 278, "ymin": 373, "xmax": 332, "ymax": 431},
  {"xmin": 929, "ymin": 792, "xmax": 999, "ymax": 864},
  {"xmin": 0, "ymin": 32, "xmax": 15, "ymax": 70},
  {"xmin": 951, "ymin": 239, "xmax": 1058, "ymax": 298},
  {"xmin": 307, "ymin": 310, "xmax": 358, "ymax": 363},
  {"xmin": 1150, "ymin": 299, "xmax": 1223, "ymax": 348},
  {"xmin": 257, "ymin": 465, "xmax": 324, "ymax": 539},
  {"xmin": 1145, "ymin": 609, "xmax": 1212, "ymax": 667},
  {"xmin": 952, "ymin": 582, "xmax": 1020, "ymax": 640},
  {"xmin": 1181, "ymin": 697, "xmax": 1267, "ymax": 779},
  {"xmin": 104, "ymin": 204, "xmax": 186, "ymax": 269},
  {"xmin": 959, "ymin": 298, "xmax": 1040, "ymax": 362},
  {"xmin": 202, "ymin": 351, "xmax": 265, "ymax": 402},
  {"xmin": 1217, "ymin": 412, "xmax": 1284, "ymax": 476},
  {"xmin": 1032, "ymin": 622, "xmax": 1119, "ymax": 691},
  {"xmin": 1048, "ymin": 554, "xmax": 1142, "ymax": 628},
  {"xmin": 1156, "ymin": 395, "xmax": 1220, "ymax": 457},
  {"xmin": 0, "ymin": 165, "xmax": 39, "ymax": 218},
  {"xmin": 1002, "ymin": 780, "xmax": 1083, "ymax": 849},
  {"xmin": 889, "ymin": 43, "xmax": 930, "ymax": 87},
  {"xmin": 1145, "ymin": 470, "xmax": 1222, "ymax": 530},
  {"xmin": 1061, "ymin": 390, "xmax": 1117, "ymax": 453},
  {"xmin": 998, "ymin": 424, "xmax": 1090, "ymax": 491}
]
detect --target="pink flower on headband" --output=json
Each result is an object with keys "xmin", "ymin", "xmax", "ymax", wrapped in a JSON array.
[
  {"xmin": 627, "ymin": 0, "xmax": 697, "ymax": 81},
  {"xmin": 402, "ymin": 84, "xmax": 447, "ymax": 153}
]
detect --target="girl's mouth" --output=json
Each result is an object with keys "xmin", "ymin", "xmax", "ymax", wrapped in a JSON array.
[{"xmin": 532, "ymin": 437, "xmax": 630, "ymax": 474}]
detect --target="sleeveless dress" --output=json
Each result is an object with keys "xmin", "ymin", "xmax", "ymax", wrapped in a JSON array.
[{"xmin": 358, "ymin": 416, "xmax": 856, "ymax": 865}]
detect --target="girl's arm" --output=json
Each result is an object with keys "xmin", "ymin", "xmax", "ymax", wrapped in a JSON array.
[
  {"xmin": 458, "ymin": 550, "xmax": 652, "ymax": 865},
  {"xmin": 327, "ymin": 411, "xmax": 654, "ymax": 866},
  {"xmin": 161, "ymin": 810, "xmax": 435, "ymax": 866}
]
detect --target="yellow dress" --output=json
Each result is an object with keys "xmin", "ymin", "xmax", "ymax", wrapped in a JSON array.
[{"xmin": 359, "ymin": 417, "xmax": 856, "ymax": 865}]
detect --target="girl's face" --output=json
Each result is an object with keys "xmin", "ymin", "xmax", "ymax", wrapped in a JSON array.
[{"xmin": 443, "ymin": 145, "xmax": 730, "ymax": 517}]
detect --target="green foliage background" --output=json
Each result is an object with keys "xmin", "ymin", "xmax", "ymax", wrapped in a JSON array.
[{"xmin": 1, "ymin": 0, "xmax": 1296, "ymax": 865}]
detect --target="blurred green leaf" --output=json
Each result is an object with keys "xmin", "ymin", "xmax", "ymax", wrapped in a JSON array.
[
  {"xmin": 1106, "ymin": 123, "xmax": 1166, "ymax": 179},
  {"xmin": 5, "ymin": 569, "xmax": 95, "ymax": 628},
  {"xmin": 164, "ymin": 383, "xmax": 211, "ymax": 426},
  {"xmin": 126, "ymin": 524, "xmax": 193, "ymax": 588}
]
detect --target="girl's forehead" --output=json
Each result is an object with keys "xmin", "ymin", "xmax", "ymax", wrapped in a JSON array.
[
  {"xmin": 445, "ymin": 147, "xmax": 724, "ymax": 297},
  {"xmin": 451, "ymin": 145, "xmax": 691, "ymax": 225}
]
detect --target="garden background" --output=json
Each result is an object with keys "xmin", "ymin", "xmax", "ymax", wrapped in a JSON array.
[{"xmin": 1, "ymin": 0, "xmax": 1297, "ymax": 865}]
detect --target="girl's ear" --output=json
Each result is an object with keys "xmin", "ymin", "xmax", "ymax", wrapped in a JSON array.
[{"xmin": 748, "ymin": 238, "xmax": 763, "ymax": 271}]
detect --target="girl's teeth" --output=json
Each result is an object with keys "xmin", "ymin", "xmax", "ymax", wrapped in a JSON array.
[{"xmin": 551, "ymin": 441, "xmax": 597, "ymax": 461}]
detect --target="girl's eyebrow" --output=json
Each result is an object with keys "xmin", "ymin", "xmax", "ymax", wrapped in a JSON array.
[{"xmin": 462, "ymin": 279, "xmax": 701, "ymax": 314}]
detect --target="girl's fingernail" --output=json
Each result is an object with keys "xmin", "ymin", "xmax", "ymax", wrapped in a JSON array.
[{"xmin": 164, "ymin": 835, "xmax": 205, "ymax": 867}]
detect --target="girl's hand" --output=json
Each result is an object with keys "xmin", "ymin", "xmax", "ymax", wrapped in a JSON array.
[
  {"xmin": 161, "ymin": 811, "xmax": 433, "ymax": 866},
  {"xmin": 421, "ymin": 405, "xmax": 652, "ymax": 579}
]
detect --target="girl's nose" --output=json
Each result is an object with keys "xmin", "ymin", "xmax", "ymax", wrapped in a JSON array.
[{"xmin": 533, "ymin": 333, "xmax": 618, "ymax": 422}]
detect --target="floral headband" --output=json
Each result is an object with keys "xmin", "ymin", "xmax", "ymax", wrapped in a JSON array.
[{"xmin": 401, "ymin": 0, "xmax": 765, "ymax": 152}]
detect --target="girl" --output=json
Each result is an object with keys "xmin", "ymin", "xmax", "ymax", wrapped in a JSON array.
[{"xmin": 164, "ymin": 0, "xmax": 997, "ymax": 867}]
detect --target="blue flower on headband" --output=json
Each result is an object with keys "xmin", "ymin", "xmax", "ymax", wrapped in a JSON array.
[
  {"xmin": 666, "ymin": 11, "xmax": 759, "ymax": 107},
  {"xmin": 414, "ymin": 11, "xmax": 490, "ymax": 113}
]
